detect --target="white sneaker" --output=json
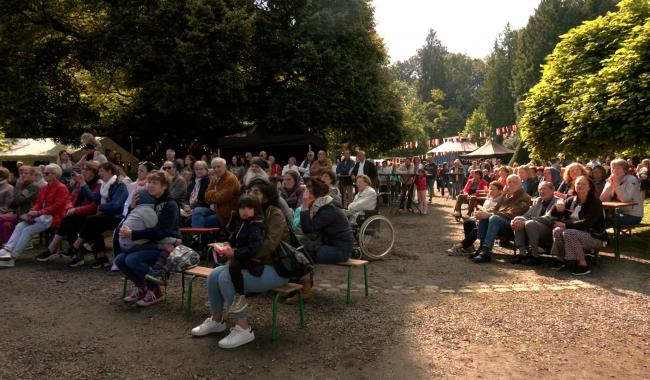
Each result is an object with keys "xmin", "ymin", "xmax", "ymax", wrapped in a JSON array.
[
  {"xmin": 123, "ymin": 286, "xmax": 144, "ymax": 302},
  {"xmin": 0, "ymin": 249, "xmax": 12, "ymax": 261},
  {"xmin": 191, "ymin": 317, "xmax": 227, "ymax": 336},
  {"xmin": 110, "ymin": 262, "xmax": 120, "ymax": 272},
  {"xmin": 218, "ymin": 325, "xmax": 255, "ymax": 349},
  {"xmin": 0, "ymin": 259, "xmax": 15, "ymax": 268},
  {"xmin": 136, "ymin": 289, "xmax": 165, "ymax": 307}
]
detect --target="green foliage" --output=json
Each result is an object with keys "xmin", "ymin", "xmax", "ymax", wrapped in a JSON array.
[
  {"xmin": 510, "ymin": 0, "xmax": 618, "ymax": 102},
  {"xmin": 521, "ymin": 0, "xmax": 650, "ymax": 158},
  {"xmin": 0, "ymin": 0, "xmax": 404, "ymax": 151},
  {"xmin": 477, "ymin": 24, "xmax": 518, "ymax": 129},
  {"xmin": 461, "ymin": 109, "xmax": 490, "ymax": 141}
]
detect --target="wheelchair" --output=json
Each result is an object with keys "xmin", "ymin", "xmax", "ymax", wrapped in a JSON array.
[{"xmin": 351, "ymin": 209, "xmax": 395, "ymax": 260}]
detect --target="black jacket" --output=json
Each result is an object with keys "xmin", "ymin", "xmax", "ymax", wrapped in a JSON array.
[
  {"xmin": 551, "ymin": 195, "xmax": 606, "ymax": 239},
  {"xmin": 301, "ymin": 204, "xmax": 353, "ymax": 251},
  {"xmin": 186, "ymin": 176, "xmax": 210, "ymax": 209},
  {"xmin": 351, "ymin": 160, "xmax": 378, "ymax": 184}
]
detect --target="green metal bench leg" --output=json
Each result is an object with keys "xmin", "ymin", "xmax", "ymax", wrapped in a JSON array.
[
  {"xmin": 121, "ymin": 277, "xmax": 128, "ymax": 298},
  {"xmin": 346, "ymin": 266, "xmax": 353, "ymax": 305},
  {"xmin": 297, "ymin": 289, "xmax": 305, "ymax": 328},
  {"xmin": 272, "ymin": 292, "xmax": 282, "ymax": 341},
  {"xmin": 363, "ymin": 264, "xmax": 369, "ymax": 297},
  {"xmin": 186, "ymin": 275, "xmax": 198, "ymax": 317}
]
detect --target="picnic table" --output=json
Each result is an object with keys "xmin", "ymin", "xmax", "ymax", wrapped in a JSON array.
[{"xmin": 602, "ymin": 201, "xmax": 637, "ymax": 259}]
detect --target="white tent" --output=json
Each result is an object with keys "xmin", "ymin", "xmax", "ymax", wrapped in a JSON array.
[
  {"xmin": 427, "ymin": 141, "xmax": 477, "ymax": 154},
  {"xmin": 0, "ymin": 137, "xmax": 139, "ymax": 169}
]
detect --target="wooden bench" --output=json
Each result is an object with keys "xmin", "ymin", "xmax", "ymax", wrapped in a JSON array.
[
  {"xmin": 619, "ymin": 223, "xmax": 650, "ymax": 236},
  {"xmin": 336, "ymin": 259, "xmax": 369, "ymax": 305},
  {"xmin": 181, "ymin": 266, "xmax": 305, "ymax": 341}
]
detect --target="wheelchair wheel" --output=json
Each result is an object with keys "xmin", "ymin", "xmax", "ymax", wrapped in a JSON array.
[{"xmin": 358, "ymin": 215, "xmax": 395, "ymax": 260}]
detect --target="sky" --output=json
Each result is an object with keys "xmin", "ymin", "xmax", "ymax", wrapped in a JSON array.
[{"xmin": 371, "ymin": 0, "xmax": 541, "ymax": 62}]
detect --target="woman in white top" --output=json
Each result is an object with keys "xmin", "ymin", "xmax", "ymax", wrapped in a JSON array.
[
  {"xmin": 347, "ymin": 175, "xmax": 377, "ymax": 222},
  {"xmin": 599, "ymin": 158, "xmax": 643, "ymax": 227}
]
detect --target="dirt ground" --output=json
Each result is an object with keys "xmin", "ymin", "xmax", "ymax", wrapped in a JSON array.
[{"xmin": 1, "ymin": 196, "xmax": 649, "ymax": 379}]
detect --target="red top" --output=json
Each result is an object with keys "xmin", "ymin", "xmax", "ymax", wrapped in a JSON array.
[
  {"xmin": 32, "ymin": 180, "xmax": 69, "ymax": 227},
  {"xmin": 415, "ymin": 176, "xmax": 427, "ymax": 191},
  {"xmin": 270, "ymin": 163, "xmax": 283, "ymax": 177},
  {"xmin": 463, "ymin": 178, "xmax": 489, "ymax": 195},
  {"xmin": 67, "ymin": 181, "xmax": 101, "ymax": 217}
]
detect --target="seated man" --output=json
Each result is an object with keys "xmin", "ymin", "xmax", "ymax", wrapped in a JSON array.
[
  {"xmin": 511, "ymin": 181, "xmax": 558, "ymax": 266},
  {"xmin": 452, "ymin": 169, "xmax": 488, "ymax": 220},
  {"xmin": 471, "ymin": 174, "xmax": 532, "ymax": 263}
]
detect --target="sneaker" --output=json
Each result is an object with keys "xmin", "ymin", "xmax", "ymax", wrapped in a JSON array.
[
  {"xmin": 91, "ymin": 256, "xmax": 110, "ymax": 269},
  {"xmin": 82, "ymin": 242, "xmax": 94, "ymax": 252},
  {"xmin": 136, "ymin": 288, "xmax": 165, "ymax": 307},
  {"xmin": 446, "ymin": 244, "xmax": 464, "ymax": 256},
  {"xmin": 229, "ymin": 294, "xmax": 248, "ymax": 314},
  {"xmin": 67, "ymin": 257, "xmax": 85, "ymax": 268},
  {"xmin": 552, "ymin": 260, "xmax": 566, "ymax": 271},
  {"xmin": 24, "ymin": 242, "xmax": 34, "ymax": 251},
  {"xmin": 36, "ymin": 250, "xmax": 60, "ymax": 262},
  {"xmin": 0, "ymin": 258, "xmax": 15, "ymax": 268},
  {"xmin": 0, "ymin": 249, "xmax": 13, "ymax": 261},
  {"xmin": 218, "ymin": 325, "xmax": 255, "ymax": 349},
  {"xmin": 461, "ymin": 245, "xmax": 475, "ymax": 254},
  {"xmin": 572, "ymin": 265, "xmax": 591, "ymax": 276},
  {"xmin": 145, "ymin": 271, "xmax": 168, "ymax": 286},
  {"xmin": 110, "ymin": 261, "xmax": 120, "ymax": 272},
  {"xmin": 60, "ymin": 247, "xmax": 78, "ymax": 258},
  {"xmin": 123, "ymin": 286, "xmax": 145, "ymax": 302},
  {"xmin": 191, "ymin": 317, "xmax": 228, "ymax": 337}
]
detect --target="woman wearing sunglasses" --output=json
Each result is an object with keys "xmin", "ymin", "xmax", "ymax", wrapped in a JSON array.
[{"xmin": 0, "ymin": 164, "xmax": 69, "ymax": 268}]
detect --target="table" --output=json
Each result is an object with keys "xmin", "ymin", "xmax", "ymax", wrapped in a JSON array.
[{"xmin": 602, "ymin": 201, "xmax": 637, "ymax": 259}]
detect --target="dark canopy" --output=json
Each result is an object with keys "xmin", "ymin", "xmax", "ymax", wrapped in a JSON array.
[
  {"xmin": 218, "ymin": 127, "xmax": 328, "ymax": 162},
  {"xmin": 461, "ymin": 139, "xmax": 515, "ymax": 159}
]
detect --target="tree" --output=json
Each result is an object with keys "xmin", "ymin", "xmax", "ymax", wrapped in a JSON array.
[
  {"xmin": 511, "ymin": 0, "xmax": 618, "ymax": 101},
  {"xmin": 417, "ymin": 29, "xmax": 447, "ymax": 102},
  {"xmin": 461, "ymin": 110, "xmax": 490, "ymax": 142},
  {"xmin": 520, "ymin": 0, "xmax": 650, "ymax": 158},
  {"xmin": 477, "ymin": 24, "xmax": 518, "ymax": 129}
]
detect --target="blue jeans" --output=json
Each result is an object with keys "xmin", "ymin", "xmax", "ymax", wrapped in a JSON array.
[
  {"xmin": 207, "ymin": 265, "xmax": 288, "ymax": 321},
  {"xmin": 191, "ymin": 207, "xmax": 219, "ymax": 228},
  {"xmin": 477, "ymin": 214, "xmax": 513, "ymax": 249},
  {"xmin": 115, "ymin": 249, "xmax": 161, "ymax": 289},
  {"xmin": 609, "ymin": 213, "xmax": 643, "ymax": 229},
  {"xmin": 315, "ymin": 244, "xmax": 351, "ymax": 264}
]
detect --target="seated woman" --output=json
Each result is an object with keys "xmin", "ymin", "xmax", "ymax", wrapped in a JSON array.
[
  {"xmin": 0, "ymin": 168, "xmax": 15, "ymax": 217},
  {"xmin": 452, "ymin": 169, "xmax": 488, "ymax": 220},
  {"xmin": 319, "ymin": 170, "xmax": 342, "ymax": 208},
  {"xmin": 279, "ymin": 170, "xmax": 304, "ymax": 210},
  {"xmin": 117, "ymin": 171, "xmax": 181, "ymax": 307},
  {"xmin": 65, "ymin": 162, "xmax": 128, "ymax": 268},
  {"xmin": 446, "ymin": 181, "xmax": 503, "ymax": 256},
  {"xmin": 599, "ymin": 158, "xmax": 643, "ymax": 228},
  {"xmin": 556, "ymin": 162, "xmax": 587, "ymax": 198},
  {"xmin": 0, "ymin": 166, "xmax": 39, "ymax": 246},
  {"xmin": 183, "ymin": 160, "xmax": 211, "ymax": 227},
  {"xmin": 0, "ymin": 164, "xmax": 69, "ymax": 268},
  {"xmin": 495, "ymin": 166, "xmax": 511, "ymax": 188},
  {"xmin": 518, "ymin": 165, "xmax": 539, "ymax": 197},
  {"xmin": 347, "ymin": 175, "xmax": 377, "ymax": 222},
  {"xmin": 550, "ymin": 176, "xmax": 606, "ymax": 276},
  {"xmin": 190, "ymin": 178, "xmax": 289, "ymax": 349},
  {"xmin": 510, "ymin": 181, "xmax": 558, "ymax": 266},
  {"xmin": 36, "ymin": 161, "xmax": 101, "ymax": 262}
]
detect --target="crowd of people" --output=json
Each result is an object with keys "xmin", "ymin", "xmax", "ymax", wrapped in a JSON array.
[{"xmin": 0, "ymin": 131, "xmax": 647, "ymax": 348}]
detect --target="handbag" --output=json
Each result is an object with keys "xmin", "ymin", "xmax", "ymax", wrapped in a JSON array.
[{"xmin": 272, "ymin": 237, "xmax": 314, "ymax": 279}]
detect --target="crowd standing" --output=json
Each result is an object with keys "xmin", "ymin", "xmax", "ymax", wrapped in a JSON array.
[{"xmin": 0, "ymin": 132, "xmax": 647, "ymax": 347}]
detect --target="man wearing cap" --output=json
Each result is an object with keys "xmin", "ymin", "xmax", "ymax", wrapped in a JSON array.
[
  {"xmin": 242, "ymin": 157, "xmax": 270, "ymax": 187},
  {"xmin": 79, "ymin": 143, "xmax": 108, "ymax": 165}
]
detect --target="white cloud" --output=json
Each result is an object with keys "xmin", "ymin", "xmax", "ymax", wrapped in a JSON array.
[{"xmin": 371, "ymin": 0, "xmax": 540, "ymax": 62}]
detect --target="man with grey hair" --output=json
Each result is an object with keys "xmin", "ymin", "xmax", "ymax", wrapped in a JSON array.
[
  {"xmin": 350, "ymin": 150, "xmax": 378, "ymax": 185},
  {"xmin": 471, "ymin": 174, "xmax": 531, "ymax": 263},
  {"xmin": 162, "ymin": 160, "xmax": 186, "ymax": 204},
  {"xmin": 298, "ymin": 151, "xmax": 315, "ymax": 182},
  {"xmin": 204, "ymin": 157, "xmax": 240, "ymax": 228}
]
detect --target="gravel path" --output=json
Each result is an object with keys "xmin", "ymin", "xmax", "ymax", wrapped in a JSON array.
[{"xmin": 1, "ymin": 196, "xmax": 648, "ymax": 379}]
